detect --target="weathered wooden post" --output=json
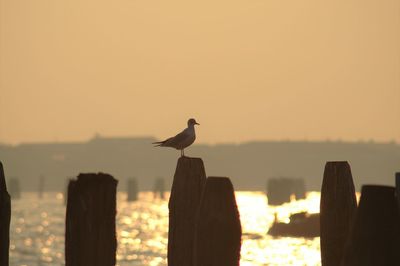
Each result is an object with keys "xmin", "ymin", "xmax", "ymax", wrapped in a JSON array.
[
  {"xmin": 342, "ymin": 185, "xmax": 400, "ymax": 266},
  {"xmin": 127, "ymin": 178, "xmax": 138, "ymax": 201},
  {"xmin": 168, "ymin": 157, "xmax": 207, "ymax": 266},
  {"xmin": 395, "ymin": 172, "xmax": 400, "ymax": 210},
  {"xmin": 320, "ymin": 161, "xmax": 357, "ymax": 266},
  {"xmin": 0, "ymin": 162, "xmax": 11, "ymax": 266},
  {"xmin": 65, "ymin": 173, "xmax": 118, "ymax": 266},
  {"xmin": 8, "ymin": 177, "xmax": 20, "ymax": 199},
  {"xmin": 194, "ymin": 177, "xmax": 242, "ymax": 266}
]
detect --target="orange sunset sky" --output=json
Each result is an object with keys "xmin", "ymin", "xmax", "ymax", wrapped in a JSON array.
[{"xmin": 0, "ymin": 0, "xmax": 399, "ymax": 144}]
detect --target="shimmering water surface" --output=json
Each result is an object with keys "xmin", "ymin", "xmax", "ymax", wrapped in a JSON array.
[{"xmin": 10, "ymin": 192, "xmax": 322, "ymax": 266}]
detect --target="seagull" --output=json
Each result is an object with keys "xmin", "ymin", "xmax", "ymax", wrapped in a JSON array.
[{"xmin": 153, "ymin": 118, "xmax": 200, "ymax": 157}]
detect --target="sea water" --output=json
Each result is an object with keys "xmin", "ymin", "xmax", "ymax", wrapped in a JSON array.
[{"xmin": 9, "ymin": 192, "xmax": 322, "ymax": 266}]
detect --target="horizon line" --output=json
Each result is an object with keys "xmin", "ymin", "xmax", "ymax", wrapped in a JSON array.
[{"xmin": 0, "ymin": 135, "xmax": 398, "ymax": 147}]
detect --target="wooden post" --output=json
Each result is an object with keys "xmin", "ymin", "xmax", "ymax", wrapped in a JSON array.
[
  {"xmin": 65, "ymin": 173, "xmax": 118, "ymax": 266},
  {"xmin": 396, "ymin": 172, "xmax": 400, "ymax": 211},
  {"xmin": 320, "ymin": 161, "xmax": 357, "ymax": 266},
  {"xmin": 293, "ymin": 178, "xmax": 306, "ymax": 200},
  {"xmin": 168, "ymin": 157, "xmax": 207, "ymax": 266},
  {"xmin": 153, "ymin": 178, "xmax": 165, "ymax": 199},
  {"xmin": 0, "ymin": 162, "xmax": 11, "ymax": 266},
  {"xmin": 267, "ymin": 178, "xmax": 293, "ymax": 205},
  {"xmin": 194, "ymin": 177, "xmax": 242, "ymax": 266},
  {"xmin": 127, "ymin": 178, "xmax": 138, "ymax": 201},
  {"xmin": 8, "ymin": 177, "xmax": 20, "ymax": 199},
  {"xmin": 342, "ymin": 185, "xmax": 400, "ymax": 265}
]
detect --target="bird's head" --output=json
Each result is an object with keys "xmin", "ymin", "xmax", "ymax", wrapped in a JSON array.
[{"xmin": 187, "ymin": 118, "xmax": 200, "ymax": 127}]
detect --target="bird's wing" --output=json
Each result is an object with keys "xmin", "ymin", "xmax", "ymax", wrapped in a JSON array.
[{"xmin": 161, "ymin": 129, "xmax": 190, "ymax": 148}]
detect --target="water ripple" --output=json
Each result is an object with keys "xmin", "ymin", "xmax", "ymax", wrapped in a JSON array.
[{"xmin": 10, "ymin": 192, "xmax": 321, "ymax": 266}]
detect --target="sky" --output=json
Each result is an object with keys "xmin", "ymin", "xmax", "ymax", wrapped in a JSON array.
[{"xmin": 0, "ymin": 0, "xmax": 399, "ymax": 145}]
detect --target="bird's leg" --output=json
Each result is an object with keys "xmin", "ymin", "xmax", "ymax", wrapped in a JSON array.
[
  {"xmin": 182, "ymin": 149, "xmax": 185, "ymax": 157},
  {"xmin": 181, "ymin": 150, "xmax": 183, "ymax": 157}
]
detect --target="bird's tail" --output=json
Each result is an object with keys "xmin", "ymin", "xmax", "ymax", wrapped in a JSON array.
[{"xmin": 152, "ymin": 141, "xmax": 165, "ymax": 147}]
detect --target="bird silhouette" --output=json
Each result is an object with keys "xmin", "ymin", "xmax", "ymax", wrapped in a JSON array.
[{"xmin": 153, "ymin": 118, "xmax": 200, "ymax": 157}]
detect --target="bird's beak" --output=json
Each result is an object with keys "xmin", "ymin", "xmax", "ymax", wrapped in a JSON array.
[{"xmin": 196, "ymin": 122, "xmax": 200, "ymax": 125}]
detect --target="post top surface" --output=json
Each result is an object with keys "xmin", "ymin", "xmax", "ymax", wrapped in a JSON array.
[
  {"xmin": 75, "ymin": 173, "xmax": 118, "ymax": 184},
  {"xmin": 361, "ymin": 184, "xmax": 395, "ymax": 193},
  {"xmin": 206, "ymin": 177, "xmax": 233, "ymax": 186},
  {"xmin": 208, "ymin": 176, "xmax": 230, "ymax": 180},
  {"xmin": 325, "ymin": 161, "xmax": 349, "ymax": 165},
  {"xmin": 178, "ymin": 156, "xmax": 203, "ymax": 162}
]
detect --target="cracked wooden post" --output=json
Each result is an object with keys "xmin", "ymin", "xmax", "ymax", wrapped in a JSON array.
[
  {"xmin": 320, "ymin": 161, "xmax": 357, "ymax": 266},
  {"xmin": 127, "ymin": 178, "xmax": 138, "ymax": 201},
  {"xmin": 342, "ymin": 185, "xmax": 400, "ymax": 265},
  {"xmin": 194, "ymin": 177, "xmax": 242, "ymax": 266},
  {"xmin": 0, "ymin": 162, "xmax": 11, "ymax": 266},
  {"xmin": 168, "ymin": 157, "xmax": 207, "ymax": 266},
  {"xmin": 65, "ymin": 173, "xmax": 118, "ymax": 266}
]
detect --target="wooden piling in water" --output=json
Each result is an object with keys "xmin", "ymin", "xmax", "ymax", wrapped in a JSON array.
[
  {"xmin": 127, "ymin": 178, "xmax": 138, "ymax": 201},
  {"xmin": 320, "ymin": 161, "xmax": 357, "ymax": 266},
  {"xmin": 8, "ymin": 177, "xmax": 20, "ymax": 199},
  {"xmin": 65, "ymin": 173, "xmax": 118, "ymax": 266},
  {"xmin": 395, "ymin": 172, "xmax": 400, "ymax": 210},
  {"xmin": 267, "ymin": 178, "xmax": 292, "ymax": 205},
  {"xmin": 292, "ymin": 178, "xmax": 306, "ymax": 200},
  {"xmin": 0, "ymin": 162, "xmax": 11, "ymax": 266},
  {"xmin": 153, "ymin": 178, "xmax": 165, "ymax": 199},
  {"xmin": 168, "ymin": 157, "xmax": 207, "ymax": 266},
  {"xmin": 342, "ymin": 185, "xmax": 400, "ymax": 266},
  {"xmin": 194, "ymin": 177, "xmax": 242, "ymax": 266},
  {"xmin": 267, "ymin": 177, "xmax": 305, "ymax": 204}
]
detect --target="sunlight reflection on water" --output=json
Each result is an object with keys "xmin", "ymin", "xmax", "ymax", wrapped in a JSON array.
[{"xmin": 10, "ymin": 192, "xmax": 322, "ymax": 265}]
